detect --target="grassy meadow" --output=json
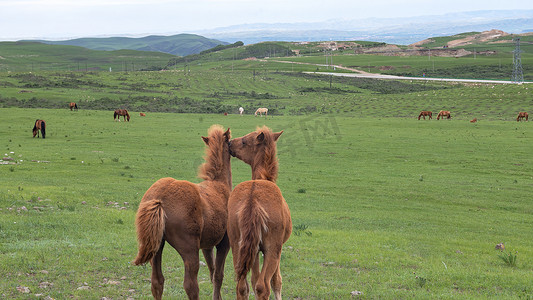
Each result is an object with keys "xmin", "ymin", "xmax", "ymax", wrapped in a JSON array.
[
  {"xmin": 1, "ymin": 65, "xmax": 532, "ymax": 118},
  {"xmin": 1, "ymin": 38, "xmax": 533, "ymax": 298},
  {"xmin": 1, "ymin": 106, "xmax": 532, "ymax": 299}
]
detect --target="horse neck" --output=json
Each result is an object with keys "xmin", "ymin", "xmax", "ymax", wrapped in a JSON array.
[
  {"xmin": 215, "ymin": 161, "xmax": 232, "ymax": 189},
  {"xmin": 199, "ymin": 155, "xmax": 232, "ymax": 190},
  {"xmin": 250, "ymin": 148, "xmax": 278, "ymax": 182}
]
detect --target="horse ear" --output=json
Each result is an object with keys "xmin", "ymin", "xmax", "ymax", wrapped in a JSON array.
[
  {"xmin": 202, "ymin": 136, "xmax": 209, "ymax": 145},
  {"xmin": 273, "ymin": 130, "xmax": 283, "ymax": 141},
  {"xmin": 256, "ymin": 132, "xmax": 265, "ymax": 143},
  {"xmin": 224, "ymin": 128, "xmax": 231, "ymax": 141}
]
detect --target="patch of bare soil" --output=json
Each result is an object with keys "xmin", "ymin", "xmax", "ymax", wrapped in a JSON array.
[
  {"xmin": 409, "ymin": 38, "xmax": 434, "ymax": 47},
  {"xmin": 446, "ymin": 29, "xmax": 510, "ymax": 48}
]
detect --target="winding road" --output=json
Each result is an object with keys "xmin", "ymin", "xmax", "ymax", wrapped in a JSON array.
[{"xmin": 269, "ymin": 59, "xmax": 531, "ymax": 84}]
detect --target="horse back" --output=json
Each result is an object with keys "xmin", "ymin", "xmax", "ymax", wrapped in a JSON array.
[
  {"xmin": 142, "ymin": 177, "xmax": 228, "ymax": 248},
  {"xmin": 142, "ymin": 178, "xmax": 202, "ymax": 229},
  {"xmin": 229, "ymin": 180, "xmax": 292, "ymax": 241}
]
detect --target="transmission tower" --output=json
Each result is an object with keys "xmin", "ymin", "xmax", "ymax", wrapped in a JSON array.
[{"xmin": 512, "ymin": 37, "xmax": 524, "ymax": 84}]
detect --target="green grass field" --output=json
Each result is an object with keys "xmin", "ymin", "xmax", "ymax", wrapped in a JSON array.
[
  {"xmin": 1, "ymin": 107, "xmax": 532, "ymax": 299},
  {"xmin": 0, "ymin": 42, "xmax": 175, "ymax": 72},
  {"xmin": 1, "ymin": 67, "xmax": 532, "ymax": 119}
]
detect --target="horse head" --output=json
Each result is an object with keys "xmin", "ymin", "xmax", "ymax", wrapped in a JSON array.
[{"xmin": 229, "ymin": 126, "xmax": 282, "ymax": 182}]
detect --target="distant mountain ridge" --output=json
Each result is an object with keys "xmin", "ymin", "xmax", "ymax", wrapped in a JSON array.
[
  {"xmin": 18, "ymin": 10, "xmax": 533, "ymax": 56},
  {"xmin": 195, "ymin": 10, "xmax": 533, "ymax": 45},
  {"xmin": 29, "ymin": 34, "xmax": 228, "ymax": 56}
]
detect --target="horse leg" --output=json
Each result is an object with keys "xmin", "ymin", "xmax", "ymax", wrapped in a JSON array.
[
  {"xmin": 271, "ymin": 265, "xmax": 282, "ymax": 300},
  {"xmin": 167, "ymin": 235, "xmax": 201, "ymax": 300},
  {"xmin": 212, "ymin": 234, "xmax": 230, "ymax": 300},
  {"xmin": 150, "ymin": 242, "xmax": 165, "ymax": 300},
  {"xmin": 179, "ymin": 249, "xmax": 200, "ymax": 299},
  {"xmin": 202, "ymin": 248, "xmax": 215, "ymax": 283},
  {"xmin": 255, "ymin": 248, "xmax": 282, "ymax": 300},
  {"xmin": 231, "ymin": 245, "xmax": 249, "ymax": 300},
  {"xmin": 236, "ymin": 277, "xmax": 249, "ymax": 300},
  {"xmin": 250, "ymin": 254, "xmax": 261, "ymax": 293}
]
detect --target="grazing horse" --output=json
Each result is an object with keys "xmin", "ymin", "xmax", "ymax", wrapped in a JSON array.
[
  {"xmin": 133, "ymin": 125, "xmax": 232, "ymax": 300},
  {"xmin": 470, "ymin": 118, "xmax": 477, "ymax": 123},
  {"xmin": 255, "ymin": 107, "xmax": 268, "ymax": 117},
  {"xmin": 139, "ymin": 112, "xmax": 146, "ymax": 117},
  {"xmin": 239, "ymin": 107, "xmax": 244, "ymax": 116},
  {"xmin": 437, "ymin": 110, "xmax": 451, "ymax": 120},
  {"xmin": 418, "ymin": 111, "xmax": 432, "ymax": 120},
  {"xmin": 517, "ymin": 112, "xmax": 528, "ymax": 122},
  {"xmin": 69, "ymin": 102, "xmax": 78, "ymax": 111},
  {"xmin": 114, "ymin": 109, "xmax": 130, "ymax": 122},
  {"xmin": 228, "ymin": 126, "xmax": 291, "ymax": 300},
  {"xmin": 32, "ymin": 119, "xmax": 46, "ymax": 139}
]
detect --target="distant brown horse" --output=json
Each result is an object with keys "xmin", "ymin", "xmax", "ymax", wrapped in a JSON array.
[
  {"xmin": 32, "ymin": 119, "xmax": 46, "ymax": 139},
  {"xmin": 114, "ymin": 109, "xmax": 130, "ymax": 121},
  {"xmin": 228, "ymin": 126, "xmax": 291, "ymax": 300},
  {"xmin": 418, "ymin": 111, "xmax": 432, "ymax": 120},
  {"xmin": 255, "ymin": 107, "xmax": 268, "ymax": 117},
  {"xmin": 139, "ymin": 112, "xmax": 146, "ymax": 117},
  {"xmin": 470, "ymin": 118, "xmax": 477, "ymax": 123},
  {"xmin": 517, "ymin": 112, "xmax": 528, "ymax": 122},
  {"xmin": 133, "ymin": 125, "xmax": 232, "ymax": 300},
  {"xmin": 437, "ymin": 110, "xmax": 451, "ymax": 120},
  {"xmin": 69, "ymin": 102, "xmax": 78, "ymax": 111}
]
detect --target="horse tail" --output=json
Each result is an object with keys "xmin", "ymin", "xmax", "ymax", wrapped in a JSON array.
[
  {"xmin": 113, "ymin": 111, "xmax": 117, "ymax": 120},
  {"xmin": 133, "ymin": 199, "xmax": 166, "ymax": 265},
  {"xmin": 41, "ymin": 121, "xmax": 46, "ymax": 139},
  {"xmin": 74, "ymin": 103, "xmax": 78, "ymax": 110},
  {"xmin": 235, "ymin": 189, "xmax": 269, "ymax": 281}
]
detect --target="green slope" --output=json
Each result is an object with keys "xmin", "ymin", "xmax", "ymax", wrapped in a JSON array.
[
  {"xmin": 0, "ymin": 41, "xmax": 176, "ymax": 72},
  {"xmin": 31, "ymin": 33, "xmax": 229, "ymax": 56}
]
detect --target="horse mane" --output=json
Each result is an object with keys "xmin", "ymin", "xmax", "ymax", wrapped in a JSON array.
[
  {"xmin": 198, "ymin": 124, "xmax": 229, "ymax": 181},
  {"xmin": 252, "ymin": 126, "xmax": 279, "ymax": 182}
]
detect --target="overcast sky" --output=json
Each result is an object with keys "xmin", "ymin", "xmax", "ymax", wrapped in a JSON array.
[{"xmin": 1, "ymin": 0, "xmax": 532, "ymax": 40}]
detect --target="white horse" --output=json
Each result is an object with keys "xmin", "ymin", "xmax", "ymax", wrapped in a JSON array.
[
  {"xmin": 239, "ymin": 107, "xmax": 244, "ymax": 116},
  {"xmin": 255, "ymin": 107, "xmax": 268, "ymax": 117}
]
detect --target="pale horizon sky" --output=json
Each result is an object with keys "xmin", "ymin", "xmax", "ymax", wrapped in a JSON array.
[{"xmin": 1, "ymin": 0, "xmax": 532, "ymax": 41}]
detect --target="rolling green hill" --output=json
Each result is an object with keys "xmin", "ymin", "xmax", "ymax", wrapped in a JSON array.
[
  {"xmin": 2, "ymin": 30, "xmax": 532, "ymax": 80},
  {"xmin": 0, "ymin": 41, "xmax": 176, "ymax": 72},
  {"xmin": 30, "ymin": 33, "xmax": 228, "ymax": 56}
]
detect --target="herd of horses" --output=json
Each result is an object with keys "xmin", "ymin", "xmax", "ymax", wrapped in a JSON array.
[
  {"xmin": 417, "ymin": 110, "xmax": 451, "ymax": 120},
  {"xmin": 32, "ymin": 103, "xmax": 273, "ymax": 140},
  {"xmin": 26, "ymin": 100, "xmax": 532, "ymax": 298},
  {"xmin": 418, "ymin": 110, "xmax": 529, "ymax": 122},
  {"xmin": 133, "ymin": 125, "xmax": 290, "ymax": 300}
]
